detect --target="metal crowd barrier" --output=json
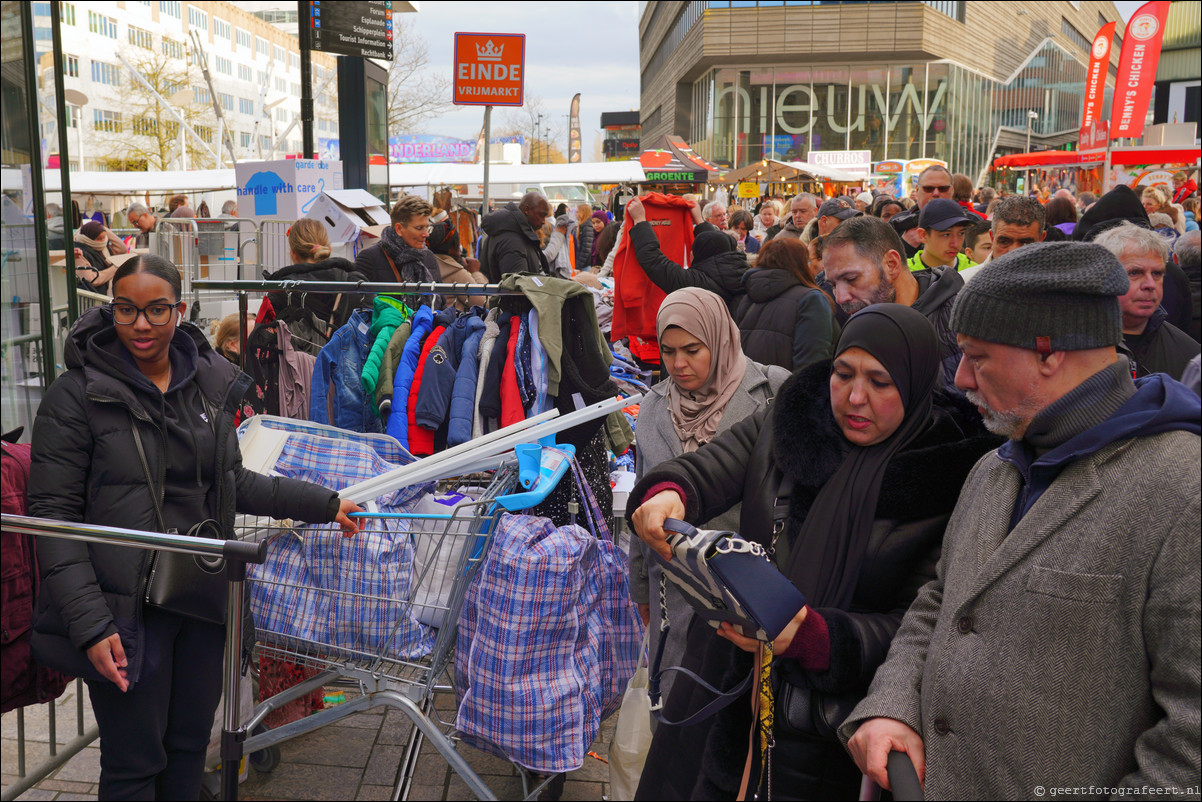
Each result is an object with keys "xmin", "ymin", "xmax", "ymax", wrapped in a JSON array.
[{"xmin": 1, "ymin": 514, "xmax": 268, "ymax": 802}]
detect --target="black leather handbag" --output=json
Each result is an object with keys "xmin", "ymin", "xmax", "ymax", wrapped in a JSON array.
[
  {"xmin": 776, "ymin": 682, "xmax": 859, "ymax": 741},
  {"xmin": 646, "ymin": 518, "xmax": 807, "ymax": 726},
  {"xmin": 131, "ymin": 425, "xmax": 229, "ymax": 625}
]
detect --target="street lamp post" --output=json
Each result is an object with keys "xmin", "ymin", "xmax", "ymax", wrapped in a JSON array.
[
  {"xmin": 1025, "ymin": 110, "xmax": 1038, "ymax": 196},
  {"xmin": 63, "ymin": 89, "xmax": 89, "ymax": 172}
]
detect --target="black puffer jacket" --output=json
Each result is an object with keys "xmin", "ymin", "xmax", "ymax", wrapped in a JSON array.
[
  {"xmin": 628, "ymin": 221, "xmax": 748, "ymax": 314},
  {"xmin": 735, "ymin": 267, "xmax": 839, "ymax": 371},
  {"xmin": 28, "ymin": 307, "xmax": 338, "ymax": 684},
  {"xmin": 265, "ymin": 257, "xmax": 369, "ymax": 355},
  {"xmin": 478, "ymin": 203, "xmax": 549, "ymax": 281},
  {"xmin": 575, "ymin": 218, "xmax": 595, "ymax": 270},
  {"xmin": 629, "ymin": 361, "xmax": 999, "ymax": 800},
  {"xmin": 1122, "ymin": 306, "xmax": 1201, "ymax": 379}
]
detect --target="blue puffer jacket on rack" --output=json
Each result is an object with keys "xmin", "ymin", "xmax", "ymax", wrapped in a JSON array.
[
  {"xmin": 386, "ymin": 305, "xmax": 434, "ymax": 449},
  {"xmin": 448, "ymin": 313, "xmax": 487, "ymax": 446},
  {"xmin": 415, "ymin": 310, "xmax": 485, "ymax": 443},
  {"xmin": 310, "ymin": 309, "xmax": 383, "ymax": 433}
]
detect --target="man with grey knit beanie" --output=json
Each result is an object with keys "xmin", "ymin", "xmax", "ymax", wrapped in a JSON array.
[{"xmin": 842, "ymin": 242, "xmax": 1201, "ymax": 799}]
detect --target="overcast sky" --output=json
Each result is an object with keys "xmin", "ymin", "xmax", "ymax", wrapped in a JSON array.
[
  {"xmin": 404, "ymin": 1, "xmax": 642, "ymax": 159},
  {"xmin": 404, "ymin": 1, "xmax": 1148, "ymax": 160}
]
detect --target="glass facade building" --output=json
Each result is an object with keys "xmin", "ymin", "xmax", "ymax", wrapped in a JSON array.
[
  {"xmin": 641, "ymin": 0, "xmax": 1124, "ymax": 182},
  {"xmin": 687, "ymin": 41, "xmax": 1091, "ymax": 181}
]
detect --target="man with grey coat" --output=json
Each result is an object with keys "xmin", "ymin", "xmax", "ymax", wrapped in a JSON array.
[{"xmin": 841, "ymin": 242, "xmax": 1201, "ymax": 799}]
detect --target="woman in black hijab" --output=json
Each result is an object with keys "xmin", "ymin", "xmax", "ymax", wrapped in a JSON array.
[{"xmin": 628, "ymin": 304, "xmax": 999, "ymax": 800}]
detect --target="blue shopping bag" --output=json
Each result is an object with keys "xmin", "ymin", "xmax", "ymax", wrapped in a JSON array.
[{"xmin": 455, "ymin": 456, "xmax": 643, "ymax": 774}]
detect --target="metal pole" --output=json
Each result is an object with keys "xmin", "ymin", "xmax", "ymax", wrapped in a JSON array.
[
  {"xmin": 219, "ymin": 558, "xmax": 247, "ymax": 801},
  {"xmin": 482, "ymin": 106, "xmax": 492, "ymax": 212},
  {"xmin": 20, "ymin": 2, "xmax": 57, "ymax": 386},
  {"xmin": 299, "ymin": 0, "xmax": 315, "ymax": 159},
  {"xmin": 1025, "ymin": 116, "xmax": 1032, "ymax": 195},
  {"xmin": 50, "ymin": 0, "xmax": 78, "ymax": 324}
]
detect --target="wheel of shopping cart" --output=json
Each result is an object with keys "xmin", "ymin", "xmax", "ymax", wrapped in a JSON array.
[{"xmin": 248, "ymin": 724, "xmax": 281, "ymax": 774}]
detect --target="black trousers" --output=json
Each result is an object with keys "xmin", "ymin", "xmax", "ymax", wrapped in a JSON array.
[{"xmin": 86, "ymin": 607, "xmax": 224, "ymax": 801}]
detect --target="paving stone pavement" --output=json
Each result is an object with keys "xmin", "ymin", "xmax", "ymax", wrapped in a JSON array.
[{"xmin": 3, "ymin": 681, "xmax": 618, "ymax": 801}]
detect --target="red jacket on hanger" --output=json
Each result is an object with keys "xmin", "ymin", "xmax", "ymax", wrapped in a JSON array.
[{"xmin": 611, "ymin": 192, "xmax": 696, "ymax": 343}]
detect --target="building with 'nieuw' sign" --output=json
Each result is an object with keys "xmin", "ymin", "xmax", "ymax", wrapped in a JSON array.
[{"xmin": 638, "ymin": 0, "xmax": 1127, "ymax": 181}]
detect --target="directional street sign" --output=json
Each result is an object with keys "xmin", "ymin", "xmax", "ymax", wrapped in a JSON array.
[{"xmin": 309, "ymin": 1, "xmax": 394, "ymax": 61}]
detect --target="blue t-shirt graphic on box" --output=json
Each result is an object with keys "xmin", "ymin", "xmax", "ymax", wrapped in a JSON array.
[{"xmin": 246, "ymin": 171, "xmax": 288, "ymax": 216}]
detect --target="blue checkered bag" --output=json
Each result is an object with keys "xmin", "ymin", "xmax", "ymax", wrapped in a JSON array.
[
  {"xmin": 242, "ymin": 418, "xmax": 435, "ymax": 659},
  {"xmin": 455, "ymin": 455, "xmax": 643, "ymax": 773}
]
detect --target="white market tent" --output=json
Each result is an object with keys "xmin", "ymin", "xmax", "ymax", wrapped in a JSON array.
[
  {"xmin": 1, "ymin": 167, "xmax": 238, "ymax": 194},
  {"xmin": 388, "ymin": 160, "xmax": 645, "ymax": 188}
]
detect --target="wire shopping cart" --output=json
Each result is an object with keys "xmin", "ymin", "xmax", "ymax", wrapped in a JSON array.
[{"xmin": 229, "ymin": 465, "xmax": 519, "ymax": 801}]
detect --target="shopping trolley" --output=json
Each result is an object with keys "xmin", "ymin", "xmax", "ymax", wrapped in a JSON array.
[{"xmin": 229, "ymin": 464, "xmax": 524, "ymax": 801}]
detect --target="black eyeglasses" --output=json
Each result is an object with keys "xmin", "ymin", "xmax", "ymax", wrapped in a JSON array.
[
  {"xmin": 111, "ymin": 301, "xmax": 180, "ymax": 326},
  {"xmin": 920, "ymin": 185, "xmax": 951, "ymax": 193}
]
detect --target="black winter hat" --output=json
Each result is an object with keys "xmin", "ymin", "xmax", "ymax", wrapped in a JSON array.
[
  {"xmin": 950, "ymin": 242, "xmax": 1128, "ymax": 352},
  {"xmin": 692, "ymin": 229, "xmax": 737, "ymax": 263},
  {"xmin": 1073, "ymin": 185, "xmax": 1151, "ymax": 242}
]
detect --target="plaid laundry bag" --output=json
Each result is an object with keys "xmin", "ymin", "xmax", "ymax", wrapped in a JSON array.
[
  {"xmin": 455, "ymin": 453, "xmax": 643, "ymax": 773},
  {"xmin": 244, "ymin": 418, "xmax": 434, "ymax": 659}
]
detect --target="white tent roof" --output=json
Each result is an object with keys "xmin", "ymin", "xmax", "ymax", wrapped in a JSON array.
[
  {"xmin": 2, "ymin": 167, "xmax": 238, "ymax": 194},
  {"xmin": 389, "ymin": 160, "xmax": 645, "ymax": 187},
  {"xmin": 780, "ymin": 161, "xmax": 866, "ymax": 183}
]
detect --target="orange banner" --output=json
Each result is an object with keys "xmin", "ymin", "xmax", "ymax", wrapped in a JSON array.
[
  {"xmin": 1081, "ymin": 21, "xmax": 1116, "ymax": 132},
  {"xmin": 1109, "ymin": 2, "xmax": 1170, "ymax": 138}
]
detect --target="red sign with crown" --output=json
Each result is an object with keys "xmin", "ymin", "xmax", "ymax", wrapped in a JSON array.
[{"xmin": 453, "ymin": 32, "xmax": 525, "ymax": 107}]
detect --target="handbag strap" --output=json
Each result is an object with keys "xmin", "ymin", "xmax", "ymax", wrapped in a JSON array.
[
  {"xmin": 646, "ymin": 518, "xmax": 759, "ymax": 726},
  {"xmin": 383, "ymin": 248, "xmax": 404, "ymax": 283},
  {"xmin": 130, "ymin": 421, "xmax": 167, "ymax": 533},
  {"xmin": 568, "ymin": 455, "xmax": 609, "ymax": 541},
  {"xmin": 647, "ymin": 570, "xmax": 755, "ymax": 727}
]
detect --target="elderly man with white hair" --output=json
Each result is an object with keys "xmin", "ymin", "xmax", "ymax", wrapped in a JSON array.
[
  {"xmin": 1095, "ymin": 221, "xmax": 1200, "ymax": 378},
  {"xmin": 703, "ymin": 200, "xmax": 727, "ymax": 230}
]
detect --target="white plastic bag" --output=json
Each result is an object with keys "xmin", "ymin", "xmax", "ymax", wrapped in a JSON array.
[{"xmin": 608, "ymin": 633, "xmax": 652, "ymax": 801}]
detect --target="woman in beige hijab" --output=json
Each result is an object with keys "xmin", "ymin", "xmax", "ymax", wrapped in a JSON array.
[{"xmin": 627, "ymin": 287, "xmax": 790, "ymax": 704}]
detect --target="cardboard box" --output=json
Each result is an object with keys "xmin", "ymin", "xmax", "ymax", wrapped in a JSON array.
[
  {"xmin": 305, "ymin": 188, "xmax": 391, "ymax": 245},
  {"xmin": 234, "ymin": 159, "xmax": 344, "ymax": 221}
]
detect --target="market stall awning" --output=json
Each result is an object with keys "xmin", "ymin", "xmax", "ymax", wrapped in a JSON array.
[
  {"xmin": 388, "ymin": 160, "xmax": 646, "ymax": 188},
  {"xmin": 993, "ymin": 147, "xmax": 1200, "ymax": 170},
  {"xmin": 638, "ymin": 136, "xmax": 723, "ymax": 183},
  {"xmin": 713, "ymin": 158, "xmax": 864, "ymax": 185}
]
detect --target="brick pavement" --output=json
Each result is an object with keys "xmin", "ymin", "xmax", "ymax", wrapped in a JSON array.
[{"xmin": 2, "ymin": 681, "xmax": 617, "ymax": 801}]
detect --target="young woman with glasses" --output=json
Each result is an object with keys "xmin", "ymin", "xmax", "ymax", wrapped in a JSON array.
[{"xmin": 28, "ymin": 254, "xmax": 362, "ymax": 800}]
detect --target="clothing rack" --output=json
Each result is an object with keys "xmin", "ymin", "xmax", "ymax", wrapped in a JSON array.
[
  {"xmin": 191, "ymin": 279, "xmax": 531, "ymax": 373},
  {"xmin": 191, "ymin": 279, "xmax": 529, "ymax": 297}
]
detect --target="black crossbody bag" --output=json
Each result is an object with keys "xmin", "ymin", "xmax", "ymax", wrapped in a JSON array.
[{"xmin": 131, "ymin": 423, "xmax": 228, "ymax": 625}]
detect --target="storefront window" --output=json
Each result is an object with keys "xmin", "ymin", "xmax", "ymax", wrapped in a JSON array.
[
  {"xmin": 809, "ymin": 66, "xmax": 850, "ymax": 154},
  {"xmin": 737, "ymin": 68, "xmax": 773, "ymax": 166},
  {"xmin": 922, "ymin": 62, "xmax": 949, "ymax": 161},
  {"xmin": 771, "ymin": 66, "xmax": 814, "ymax": 161},
  {"xmin": 1, "ymin": 0, "xmax": 54, "ymax": 436},
  {"xmin": 712, "ymin": 68, "xmax": 740, "ymax": 168},
  {"xmin": 886, "ymin": 65, "xmax": 925, "ymax": 162},
  {"xmin": 848, "ymin": 65, "xmax": 889, "ymax": 159}
]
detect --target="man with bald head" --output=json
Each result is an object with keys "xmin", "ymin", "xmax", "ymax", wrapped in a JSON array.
[{"xmin": 479, "ymin": 191, "xmax": 552, "ymax": 280}]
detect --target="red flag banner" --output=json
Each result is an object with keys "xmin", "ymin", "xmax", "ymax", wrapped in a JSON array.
[
  {"xmin": 1109, "ymin": 1, "xmax": 1170, "ymax": 139},
  {"xmin": 1081, "ymin": 22, "xmax": 1116, "ymax": 131}
]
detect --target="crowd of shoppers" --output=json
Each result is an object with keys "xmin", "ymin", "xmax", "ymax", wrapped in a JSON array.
[{"xmin": 16, "ymin": 165, "xmax": 1202, "ymax": 801}]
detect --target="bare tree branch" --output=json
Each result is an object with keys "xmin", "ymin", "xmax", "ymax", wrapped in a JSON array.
[
  {"xmin": 94, "ymin": 50, "xmax": 215, "ymax": 171},
  {"xmin": 498, "ymin": 96, "xmax": 568, "ymax": 163},
  {"xmin": 387, "ymin": 18, "xmax": 454, "ymax": 135}
]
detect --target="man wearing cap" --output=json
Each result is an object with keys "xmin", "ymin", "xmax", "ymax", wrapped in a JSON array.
[
  {"xmin": 855, "ymin": 191, "xmax": 874, "ymax": 213},
  {"xmin": 841, "ymin": 242, "xmax": 1201, "ymax": 799},
  {"xmin": 908, "ymin": 199, "xmax": 976, "ymax": 273},
  {"xmin": 817, "ymin": 197, "xmax": 861, "ymax": 239}
]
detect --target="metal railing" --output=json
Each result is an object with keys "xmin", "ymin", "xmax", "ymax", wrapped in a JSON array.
[{"xmin": 1, "ymin": 515, "xmax": 268, "ymax": 802}]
